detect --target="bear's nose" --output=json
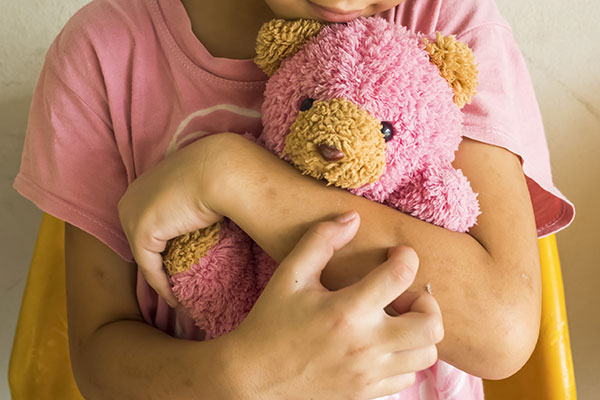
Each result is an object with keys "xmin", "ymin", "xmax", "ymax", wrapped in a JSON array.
[{"xmin": 317, "ymin": 143, "xmax": 345, "ymax": 162}]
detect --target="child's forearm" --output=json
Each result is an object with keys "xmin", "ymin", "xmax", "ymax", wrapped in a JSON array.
[
  {"xmin": 209, "ymin": 133, "xmax": 541, "ymax": 380},
  {"xmin": 76, "ymin": 319, "xmax": 240, "ymax": 399}
]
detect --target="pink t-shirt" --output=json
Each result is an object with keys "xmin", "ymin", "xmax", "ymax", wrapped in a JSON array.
[{"xmin": 14, "ymin": 0, "xmax": 574, "ymax": 398}]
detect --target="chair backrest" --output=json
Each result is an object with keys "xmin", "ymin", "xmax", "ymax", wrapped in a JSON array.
[
  {"xmin": 9, "ymin": 213, "xmax": 84, "ymax": 399},
  {"xmin": 9, "ymin": 213, "xmax": 577, "ymax": 399}
]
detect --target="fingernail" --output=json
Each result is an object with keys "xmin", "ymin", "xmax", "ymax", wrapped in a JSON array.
[
  {"xmin": 335, "ymin": 211, "xmax": 358, "ymax": 224},
  {"xmin": 168, "ymin": 300, "xmax": 178, "ymax": 308}
]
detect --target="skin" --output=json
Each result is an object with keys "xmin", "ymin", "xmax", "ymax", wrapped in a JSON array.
[
  {"xmin": 180, "ymin": 0, "xmax": 403, "ymax": 58},
  {"xmin": 123, "ymin": 0, "xmax": 542, "ymax": 380},
  {"xmin": 67, "ymin": 1, "xmax": 452, "ymax": 398},
  {"xmin": 122, "ymin": 133, "xmax": 541, "ymax": 380},
  {"xmin": 68, "ymin": 214, "xmax": 443, "ymax": 399}
]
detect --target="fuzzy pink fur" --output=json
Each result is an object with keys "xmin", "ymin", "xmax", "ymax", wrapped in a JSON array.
[
  {"xmin": 169, "ymin": 220, "xmax": 259, "ymax": 339},
  {"xmin": 170, "ymin": 17, "xmax": 480, "ymax": 338},
  {"xmin": 261, "ymin": 17, "xmax": 478, "ymax": 223}
]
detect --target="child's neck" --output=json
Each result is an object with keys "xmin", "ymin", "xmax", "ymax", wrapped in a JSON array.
[{"xmin": 180, "ymin": 0, "xmax": 276, "ymax": 60}]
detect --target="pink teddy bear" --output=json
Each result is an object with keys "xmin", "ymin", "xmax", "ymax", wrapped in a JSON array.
[{"xmin": 162, "ymin": 16, "xmax": 480, "ymax": 339}]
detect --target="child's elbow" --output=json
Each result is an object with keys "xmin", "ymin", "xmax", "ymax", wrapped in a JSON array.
[
  {"xmin": 480, "ymin": 286, "xmax": 541, "ymax": 380},
  {"xmin": 482, "ymin": 319, "xmax": 539, "ymax": 380}
]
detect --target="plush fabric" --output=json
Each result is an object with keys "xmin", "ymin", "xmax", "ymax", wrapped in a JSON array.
[
  {"xmin": 163, "ymin": 16, "xmax": 480, "ymax": 338},
  {"xmin": 167, "ymin": 220, "xmax": 258, "ymax": 338}
]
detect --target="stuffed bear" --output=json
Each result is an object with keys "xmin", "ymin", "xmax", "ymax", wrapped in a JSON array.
[{"xmin": 162, "ymin": 16, "xmax": 480, "ymax": 339}]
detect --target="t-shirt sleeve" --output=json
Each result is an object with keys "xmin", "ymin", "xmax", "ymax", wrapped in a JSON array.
[
  {"xmin": 455, "ymin": 24, "xmax": 575, "ymax": 237},
  {"xmin": 13, "ymin": 22, "xmax": 134, "ymax": 262}
]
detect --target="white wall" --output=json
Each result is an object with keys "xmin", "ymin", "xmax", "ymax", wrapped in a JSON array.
[{"xmin": 1, "ymin": 0, "xmax": 598, "ymax": 398}]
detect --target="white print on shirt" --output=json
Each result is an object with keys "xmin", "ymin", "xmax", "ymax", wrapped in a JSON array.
[{"xmin": 166, "ymin": 104, "xmax": 262, "ymax": 156}]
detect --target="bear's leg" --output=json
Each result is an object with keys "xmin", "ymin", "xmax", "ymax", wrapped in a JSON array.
[
  {"xmin": 162, "ymin": 223, "xmax": 222, "ymax": 275},
  {"xmin": 163, "ymin": 220, "xmax": 259, "ymax": 338},
  {"xmin": 385, "ymin": 165, "xmax": 480, "ymax": 233}
]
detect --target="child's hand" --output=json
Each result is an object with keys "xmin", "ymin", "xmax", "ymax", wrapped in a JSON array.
[
  {"xmin": 118, "ymin": 135, "xmax": 229, "ymax": 307},
  {"xmin": 221, "ymin": 212, "xmax": 443, "ymax": 400}
]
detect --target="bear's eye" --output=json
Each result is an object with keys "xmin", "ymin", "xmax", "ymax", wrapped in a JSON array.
[
  {"xmin": 381, "ymin": 121, "xmax": 394, "ymax": 142},
  {"xmin": 300, "ymin": 98, "xmax": 315, "ymax": 111}
]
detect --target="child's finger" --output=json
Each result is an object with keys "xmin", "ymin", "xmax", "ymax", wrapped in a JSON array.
[
  {"xmin": 136, "ymin": 249, "xmax": 178, "ymax": 308},
  {"xmin": 368, "ymin": 373, "xmax": 416, "ymax": 400},
  {"xmin": 380, "ymin": 293, "xmax": 444, "ymax": 350},
  {"xmin": 342, "ymin": 245, "xmax": 419, "ymax": 311},
  {"xmin": 387, "ymin": 290, "xmax": 421, "ymax": 315},
  {"xmin": 408, "ymin": 292, "xmax": 442, "ymax": 318},
  {"xmin": 276, "ymin": 211, "xmax": 360, "ymax": 289},
  {"xmin": 378, "ymin": 345, "xmax": 439, "ymax": 377},
  {"xmin": 381, "ymin": 311, "xmax": 444, "ymax": 351}
]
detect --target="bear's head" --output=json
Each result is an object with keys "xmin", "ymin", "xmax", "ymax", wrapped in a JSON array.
[{"xmin": 255, "ymin": 17, "xmax": 477, "ymax": 202}]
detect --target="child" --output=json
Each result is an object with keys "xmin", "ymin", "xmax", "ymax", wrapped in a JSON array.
[{"xmin": 14, "ymin": 0, "xmax": 575, "ymax": 398}]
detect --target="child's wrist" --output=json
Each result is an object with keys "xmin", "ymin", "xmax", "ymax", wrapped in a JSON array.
[
  {"xmin": 199, "ymin": 132, "xmax": 263, "ymax": 218},
  {"xmin": 183, "ymin": 132, "xmax": 238, "ymax": 216}
]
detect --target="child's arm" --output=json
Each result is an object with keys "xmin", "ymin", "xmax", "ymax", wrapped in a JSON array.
[
  {"xmin": 64, "ymin": 223, "xmax": 236, "ymax": 399},
  {"xmin": 66, "ymin": 215, "xmax": 443, "ymax": 399},
  {"xmin": 211, "ymin": 133, "xmax": 541, "ymax": 380},
  {"xmin": 124, "ymin": 131, "xmax": 539, "ymax": 380}
]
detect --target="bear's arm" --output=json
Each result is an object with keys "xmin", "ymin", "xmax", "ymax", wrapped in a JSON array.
[{"xmin": 212, "ymin": 134, "xmax": 540, "ymax": 380}]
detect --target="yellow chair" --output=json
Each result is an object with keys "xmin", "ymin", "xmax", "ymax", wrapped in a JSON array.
[
  {"xmin": 9, "ymin": 213, "xmax": 577, "ymax": 399},
  {"xmin": 9, "ymin": 213, "xmax": 84, "ymax": 399}
]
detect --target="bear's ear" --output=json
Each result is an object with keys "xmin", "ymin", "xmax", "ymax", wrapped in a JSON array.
[
  {"xmin": 255, "ymin": 19, "xmax": 325, "ymax": 77},
  {"xmin": 423, "ymin": 33, "xmax": 478, "ymax": 108}
]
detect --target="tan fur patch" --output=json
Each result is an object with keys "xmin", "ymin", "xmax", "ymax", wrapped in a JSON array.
[
  {"xmin": 254, "ymin": 19, "xmax": 325, "ymax": 77},
  {"xmin": 162, "ymin": 222, "xmax": 221, "ymax": 275},
  {"xmin": 284, "ymin": 98, "xmax": 386, "ymax": 189},
  {"xmin": 423, "ymin": 33, "xmax": 478, "ymax": 108}
]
